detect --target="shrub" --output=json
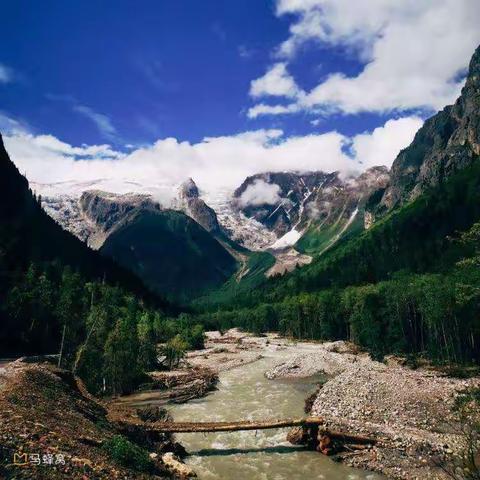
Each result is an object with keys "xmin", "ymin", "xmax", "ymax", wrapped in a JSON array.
[{"xmin": 103, "ymin": 435, "xmax": 152, "ymax": 472}]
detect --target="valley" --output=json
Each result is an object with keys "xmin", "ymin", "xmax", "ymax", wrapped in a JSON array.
[
  {"xmin": 31, "ymin": 163, "xmax": 390, "ymax": 303},
  {"xmin": 1, "ymin": 9, "xmax": 480, "ymax": 480},
  {"xmin": 1, "ymin": 329, "xmax": 477, "ymax": 479}
]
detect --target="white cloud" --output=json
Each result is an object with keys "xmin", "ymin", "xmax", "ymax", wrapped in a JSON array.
[
  {"xmin": 238, "ymin": 179, "xmax": 282, "ymax": 207},
  {"xmin": 0, "ymin": 112, "xmax": 26, "ymax": 134},
  {"xmin": 2, "ymin": 116, "xmax": 422, "ymax": 202},
  {"xmin": 249, "ymin": 63, "xmax": 301, "ymax": 98},
  {"xmin": 352, "ymin": 116, "xmax": 423, "ymax": 169},
  {"xmin": 0, "ymin": 64, "xmax": 14, "ymax": 84},
  {"xmin": 249, "ymin": 0, "xmax": 480, "ymax": 116},
  {"xmin": 247, "ymin": 102, "xmax": 299, "ymax": 119},
  {"xmin": 72, "ymin": 104, "xmax": 118, "ymax": 141},
  {"xmin": 31, "ymin": 134, "xmax": 121, "ymax": 158}
]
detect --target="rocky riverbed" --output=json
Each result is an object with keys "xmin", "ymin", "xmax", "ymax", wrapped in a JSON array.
[
  {"xmin": 116, "ymin": 329, "xmax": 480, "ymax": 479},
  {"xmin": 6, "ymin": 332, "xmax": 475, "ymax": 479},
  {"xmin": 125, "ymin": 329, "xmax": 479, "ymax": 479},
  {"xmin": 266, "ymin": 340, "xmax": 480, "ymax": 480}
]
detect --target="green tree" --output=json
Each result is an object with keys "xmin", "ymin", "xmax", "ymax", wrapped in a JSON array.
[
  {"xmin": 137, "ymin": 312, "xmax": 157, "ymax": 370},
  {"xmin": 162, "ymin": 334, "xmax": 188, "ymax": 370}
]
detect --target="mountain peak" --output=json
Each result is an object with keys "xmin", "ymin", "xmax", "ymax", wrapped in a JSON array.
[
  {"xmin": 465, "ymin": 44, "xmax": 480, "ymax": 90},
  {"xmin": 178, "ymin": 178, "xmax": 199, "ymax": 199},
  {"xmin": 174, "ymin": 178, "xmax": 220, "ymax": 233}
]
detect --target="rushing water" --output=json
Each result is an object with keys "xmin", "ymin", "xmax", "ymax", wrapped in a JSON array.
[{"xmin": 166, "ymin": 350, "xmax": 384, "ymax": 480}]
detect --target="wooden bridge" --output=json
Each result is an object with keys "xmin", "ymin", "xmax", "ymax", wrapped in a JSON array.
[
  {"xmin": 113, "ymin": 415, "xmax": 376, "ymax": 456},
  {"xmin": 151, "ymin": 416, "xmax": 325, "ymax": 433},
  {"xmin": 150, "ymin": 416, "xmax": 376, "ymax": 448}
]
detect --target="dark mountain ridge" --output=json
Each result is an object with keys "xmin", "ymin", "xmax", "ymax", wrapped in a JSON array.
[
  {"xmin": 0, "ymin": 133, "xmax": 170, "ymax": 354},
  {"xmin": 0, "ymin": 134, "xmax": 156, "ymax": 298},
  {"xmin": 100, "ymin": 207, "xmax": 237, "ymax": 301}
]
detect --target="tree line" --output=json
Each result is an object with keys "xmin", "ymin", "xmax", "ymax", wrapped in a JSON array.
[
  {"xmin": 193, "ymin": 222, "xmax": 480, "ymax": 365},
  {"xmin": 1, "ymin": 261, "xmax": 205, "ymax": 395}
]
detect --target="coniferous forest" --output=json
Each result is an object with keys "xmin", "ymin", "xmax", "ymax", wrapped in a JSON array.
[
  {"xmin": 192, "ymin": 160, "xmax": 480, "ymax": 364},
  {"xmin": 0, "ymin": 135, "xmax": 204, "ymax": 395}
]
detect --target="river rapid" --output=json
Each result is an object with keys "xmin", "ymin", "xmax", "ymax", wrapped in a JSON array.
[{"xmin": 168, "ymin": 349, "xmax": 384, "ymax": 480}]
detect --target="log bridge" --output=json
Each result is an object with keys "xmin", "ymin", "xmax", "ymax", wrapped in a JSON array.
[
  {"xmin": 150, "ymin": 416, "xmax": 376, "ymax": 455},
  {"xmin": 152, "ymin": 416, "xmax": 324, "ymax": 433}
]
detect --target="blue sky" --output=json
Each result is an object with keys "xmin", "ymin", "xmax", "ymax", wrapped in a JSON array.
[
  {"xmin": 2, "ymin": 0, "xmax": 292, "ymax": 145},
  {"xmin": 1, "ymin": 1, "xmax": 480, "ymax": 198}
]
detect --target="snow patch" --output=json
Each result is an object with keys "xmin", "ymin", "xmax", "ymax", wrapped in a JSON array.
[{"xmin": 269, "ymin": 228, "xmax": 302, "ymax": 250}]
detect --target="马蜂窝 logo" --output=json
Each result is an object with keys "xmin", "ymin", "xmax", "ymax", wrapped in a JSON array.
[{"xmin": 13, "ymin": 452, "xmax": 28, "ymax": 466}]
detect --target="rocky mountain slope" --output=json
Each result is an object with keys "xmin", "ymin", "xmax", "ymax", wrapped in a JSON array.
[
  {"xmin": 35, "ymin": 164, "xmax": 389, "ymax": 259},
  {"xmin": 174, "ymin": 178, "xmax": 221, "ymax": 234},
  {"xmin": 232, "ymin": 167, "xmax": 389, "ymax": 254},
  {"xmin": 233, "ymin": 171, "xmax": 336, "ymax": 237},
  {"xmin": 296, "ymin": 166, "xmax": 389, "ymax": 254},
  {"xmin": 370, "ymin": 44, "xmax": 480, "ymax": 217},
  {"xmin": 72, "ymin": 191, "xmax": 160, "ymax": 248}
]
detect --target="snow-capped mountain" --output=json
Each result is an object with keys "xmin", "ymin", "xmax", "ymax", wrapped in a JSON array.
[
  {"xmin": 233, "ymin": 171, "xmax": 336, "ymax": 237},
  {"xmin": 230, "ymin": 167, "xmax": 389, "ymax": 252},
  {"xmin": 32, "ymin": 165, "xmax": 389, "ymax": 263},
  {"xmin": 33, "ymin": 178, "xmax": 276, "ymax": 252}
]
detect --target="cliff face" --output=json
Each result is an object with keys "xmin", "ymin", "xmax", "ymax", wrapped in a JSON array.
[
  {"xmin": 376, "ymin": 44, "xmax": 480, "ymax": 213},
  {"xmin": 176, "ymin": 178, "xmax": 221, "ymax": 233},
  {"xmin": 295, "ymin": 166, "xmax": 390, "ymax": 254},
  {"xmin": 80, "ymin": 190, "xmax": 160, "ymax": 234},
  {"xmin": 230, "ymin": 167, "xmax": 389, "ymax": 253},
  {"xmin": 233, "ymin": 171, "xmax": 338, "ymax": 237}
]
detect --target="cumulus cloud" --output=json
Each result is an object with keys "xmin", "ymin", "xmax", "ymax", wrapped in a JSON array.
[
  {"xmin": 250, "ymin": 63, "xmax": 301, "ymax": 98},
  {"xmin": 249, "ymin": 0, "xmax": 480, "ymax": 116},
  {"xmin": 352, "ymin": 116, "xmax": 424, "ymax": 169},
  {"xmin": 2, "ymin": 116, "xmax": 422, "ymax": 203},
  {"xmin": 238, "ymin": 180, "xmax": 282, "ymax": 207}
]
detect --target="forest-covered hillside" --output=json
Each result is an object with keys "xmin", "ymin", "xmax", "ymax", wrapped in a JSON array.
[
  {"xmin": 192, "ymin": 44, "xmax": 480, "ymax": 364},
  {"xmin": 0, "ymin": 134, "xmax": 205, "ymax": 396},
  {"xmin": 101, "ymin": 208, "xmax": 237, "ymax": 301},
  {"xmin": 194, "ymin": 161, "xmax": 480, "ymax": 363}
]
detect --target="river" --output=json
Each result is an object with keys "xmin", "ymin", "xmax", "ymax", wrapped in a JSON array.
[{"xmin": 167, "ymin": 350, "xmax": 384, "ymax": 480}]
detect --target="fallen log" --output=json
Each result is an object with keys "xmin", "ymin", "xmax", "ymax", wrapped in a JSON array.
[
  {"xmin": 150, "ymin": 416, "xmax": 324, "ymax": 433},
  {"xmin": 114, "ymin": 414, "xmax": 377, "ymax": 454}
]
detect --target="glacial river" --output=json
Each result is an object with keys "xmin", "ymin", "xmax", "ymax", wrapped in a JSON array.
[{"xmin": 168, "ymin": 351, "xmax": 384, "ymax": 480}]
